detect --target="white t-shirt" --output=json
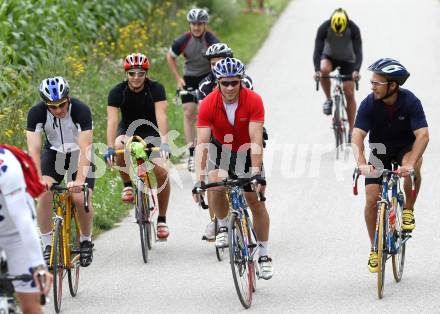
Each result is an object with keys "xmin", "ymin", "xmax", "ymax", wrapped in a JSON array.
[
  {"xmin": 223, "ymin": 101, "xmax": 238, "ymax": 126},
  {"xmin": 0, "ymin": 147, "xmax": 44, "ymax": 293}
]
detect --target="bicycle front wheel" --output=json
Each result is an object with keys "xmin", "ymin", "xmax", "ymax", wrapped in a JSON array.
[
  {"xmin": 136, "ymin": 188, "xmax": 149, "ymax": 263},
  {"xmin": 68, "ymin": 209, "xmax": 81, "ymax": 297},
  {"xmin": 377, "ymin": 203, "xmax": 387, "ymax": 299},
  {"xmin": 51, "ymin": 219, "xmax": 64, "ymax": 313},
  {"xmin": 228, "ymin": 213, "xmax": 253, "ymax": 309},
  {"xmin": 392, "ymin": 195, "xmax": 406, "ymax": 282},
  {"xmin": 333, "ymin": 95, "xmax": 342, "ymax": 159}
]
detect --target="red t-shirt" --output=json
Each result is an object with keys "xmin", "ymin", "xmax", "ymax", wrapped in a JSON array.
[{"xmin": 197, "ymin": 88, "xmax": 265, "ymax": 152}]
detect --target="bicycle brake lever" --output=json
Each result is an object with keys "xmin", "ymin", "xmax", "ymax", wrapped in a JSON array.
[{"xmin": 199, "ymin": 194, "xmax": 209, "ymax": 210}]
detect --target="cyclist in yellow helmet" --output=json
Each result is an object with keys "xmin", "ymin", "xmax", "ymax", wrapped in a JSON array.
[{"xmin": 313, "ymin": 8, "xmax": 363, "ymax": 142}]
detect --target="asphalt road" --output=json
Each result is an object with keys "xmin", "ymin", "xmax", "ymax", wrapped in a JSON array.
[{"xmin": 47, "ymin": 0, "xmax": 440, "ymax": 313}]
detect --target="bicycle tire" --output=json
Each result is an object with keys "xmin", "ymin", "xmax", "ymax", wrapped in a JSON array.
[
  {"xmin": 68, "ymin": 208, "xmax": 81, "ymax": 297},
  {"xmin": 339, "ymin": 95, "xmax": 348, "ymax": 145},
  {"xmin": 136, "ymin": 187, "xmax": 149, "ymax": 263},
  {"xmin": 51, "ymin": 219, "xmax": 63, "ymax": 313},
  {"xmin": 333, "ymin": 95, "xmax": 341, "ymax": 159},
  {"xmin": 228, "ymin": 213, "xmax": 252, "ymax": 309},
  {"xmin": 392, "ymin": 195, "xmax": 406, "ymax": 282},
  {"xmin": 215, "ymin": 217, "xmax": 225, "ymax": 262},
  {"xmin": 146, "ymin": 197, "xmax": 153, "ymax": 250},
  {"xmin": 377, "ymin": 203, "xmax": 387, "ymax": 299}
]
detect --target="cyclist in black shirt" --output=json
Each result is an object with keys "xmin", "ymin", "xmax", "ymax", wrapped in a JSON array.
[
  {"xmin": 105, "ymin": 53, "xmax": 172, "ymax": 240},
  {"xmin": 26, "ymin": 76, "xmax": 95, "ymax": 267},
  {"xmin": 313, "ymin": 8, "xmax": 362, "ymax": 140}
]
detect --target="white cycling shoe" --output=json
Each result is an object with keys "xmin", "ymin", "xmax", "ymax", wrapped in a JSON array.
[
  {"xmin": 215, "ymin": 227, "xmax": 228, "ymax": 248},
  {"xmin": 202, "ymin": 221, "xmax": 216, "ymax": 241},
  {"xmin": 258, "ymin": 256, "xmax": 274, "ymax": 280}
]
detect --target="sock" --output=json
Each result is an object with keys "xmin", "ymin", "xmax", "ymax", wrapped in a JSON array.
[
  {"xmin": 41, "ymin": 232, "xmax": 52, "ymax": 248},
  {"xmin": 217, "ymin": 217, "xmax": 228, "ymax": 228},
  {"xmin": 80, "ymin": 234, "xmax": 92, "ymax": 243},
  {"xmin": 189, "ymin": 147, "xmax": 195, "ymax": 157},
  {"xmin": 157, "ymin": 216, "xmax": 166, "ymax": 224},
  {"xmin": 258, "ymin": 241, "xmax": 269, "ymax": 257},
  {"xmin": 124, "ymin": 181, "xmax": 132, "ymax": 188}
]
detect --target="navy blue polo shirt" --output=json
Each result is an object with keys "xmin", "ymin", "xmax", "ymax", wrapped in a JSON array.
[{"xmin": 354, "ymin": 89, "xmax": 428, "ymax": 148}]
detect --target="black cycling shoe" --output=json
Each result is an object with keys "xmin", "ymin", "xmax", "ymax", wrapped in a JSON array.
[
  {"xmin": 323, "ymin": 99, "xmax": 333, "ymax": 115},
  {"xmin": 43, "ymin": 245, "xmax": 51, "ymax": 267},
  {"xmin": 80, "ymin": 241, "xmax": 94, "ymax": 267}
]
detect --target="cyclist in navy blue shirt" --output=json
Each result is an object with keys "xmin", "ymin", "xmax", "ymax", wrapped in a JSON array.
[{"xmin": 352, "ymin": 58, "xmax": 429, "ymax": 273}]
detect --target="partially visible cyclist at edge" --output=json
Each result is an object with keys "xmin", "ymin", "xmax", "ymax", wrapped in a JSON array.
[
  {"xmin": 192, "ymin": 58, "xmax": 273, "ymax": 279},
  {"xmin": 105, "ymin": 53, "xmax": 172, "ymax": 241},
  {"xmin": 0, "ymin": 146, "xmax": 52, "ymax": 314},
  {"xmin": 166, "ymin": 8, "xmax": 219, "ymax": 172},
  {"xmin": 313, "ymin": 8, "xmax": 362, "ymax": 141},
  {"xmin": 26, "ymin": 77, "xmax": 95, "ymax": 268},
  {"xmin": 197, "ymin": 43, "xmax": 260, "ymax": 242},
  {"xmin": 351, "ymin": 58, "xmax": 429, "ymax": 273}
]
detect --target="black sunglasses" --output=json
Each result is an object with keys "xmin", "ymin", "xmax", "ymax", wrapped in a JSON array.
[{"xmin": 220, "ymin": 80, "xmax": 240, "ymax": 87}]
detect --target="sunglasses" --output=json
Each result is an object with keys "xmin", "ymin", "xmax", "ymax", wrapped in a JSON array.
[
  {"xmin": 127, "ymin": 70, "xmax": 146, "ymax": 78},
  {"xmin": 220, "ymin": 80, "xmax": 240, "ymax": 87},
  {"xmin": 47, "ymin": 100, "xmax": 68, "ymax": 110},
  {"xmin": 370, "ymin": 80, "xmax": 389, "ymax": 86}
]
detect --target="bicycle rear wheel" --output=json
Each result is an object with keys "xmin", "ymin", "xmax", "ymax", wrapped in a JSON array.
[
  {"xmin": 136, "ymin": 187, "xmax": 149, "ymax": 263},
  {"xmin": 215, "ymin": 217, "xmax": 225, "ymax": 262},
  {"xmin": 51, "ymin": 219, "xmax": 64, "ymax": 313},
  {"xmin": 228, "ymin": 213, "xmax": 253, "ymax": 309},
  {"xmin": 68, "ymin": 209, "xmax": 81, "ymax": 297},
  {"xmin": 377, "ymin": 203, "xmax": 387, "ymax": 299},
  {"xmin": 392, "ymin": 195, "xmax": 406, "ymax": 282}
]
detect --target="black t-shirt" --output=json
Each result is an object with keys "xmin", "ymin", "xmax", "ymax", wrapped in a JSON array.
[{"xmin": 108, "ymin": 79, "xmax": 166, "ymax": 138}]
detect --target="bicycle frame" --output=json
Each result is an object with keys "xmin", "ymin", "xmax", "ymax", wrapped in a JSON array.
[{"xmin": 50, "ymin": 191, "xmax": 80, "ymax": 270}]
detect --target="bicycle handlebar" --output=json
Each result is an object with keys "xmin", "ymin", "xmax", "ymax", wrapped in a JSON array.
[
  {"xmin": 315, "ymin": 76, "xmax": 359, "ymax": 91},
  {"xmin": 51, "ymin": 183, "xmax": 89, "ymax": 212},
  {"xmin": 195, "ymin": 177, "xmax": 266, "ymax": 208},
  {"xmin": 352, "ymin": 167, "xmax": 416, "ymax": 197}
]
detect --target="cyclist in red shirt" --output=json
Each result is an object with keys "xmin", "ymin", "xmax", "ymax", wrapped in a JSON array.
[{"xmin": 192, "ymin": 58, "xmax": 273, "ymax": 280}]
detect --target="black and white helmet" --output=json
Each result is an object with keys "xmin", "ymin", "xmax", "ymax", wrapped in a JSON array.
[
  {"xmin": 187, "ymin": 8, "xmax": 209, "ymax": 23},
  {"xmin": 368, "ymin": 58, "xmax": 410, "ymax": 86},
  {"xmin": 205, "ymin": 43, "xmax": 233, "ymax": 59}
]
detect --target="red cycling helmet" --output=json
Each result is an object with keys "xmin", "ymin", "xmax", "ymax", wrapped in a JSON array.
[{"xmin": 123, "ymin": 53, "xmax": 150, "ymax": 71}]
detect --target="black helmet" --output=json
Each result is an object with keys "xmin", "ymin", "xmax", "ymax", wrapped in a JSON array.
[{"xmin": 368, "ymin": 58, "xmax": 410, "ymax": 86}]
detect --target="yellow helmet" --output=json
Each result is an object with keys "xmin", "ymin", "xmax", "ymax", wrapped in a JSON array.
[{"xmin": 330, "ymin": 8, "xmax": 348, "ymax": 34}]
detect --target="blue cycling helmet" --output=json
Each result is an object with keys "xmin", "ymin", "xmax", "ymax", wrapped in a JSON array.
[
  {"xmin": 368, "ymin": 58, "xmax": 410, "ymax": 86},
  {"xmin": 213, "ymin": 57, "xmax": 245, "ymax": 79},
  {"xmin": 39, "ymin": 76, "xmax": 70, "ymax": 104}
]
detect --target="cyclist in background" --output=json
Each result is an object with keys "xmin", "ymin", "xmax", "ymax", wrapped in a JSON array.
[
  {"xmin": 0, "ymin": 146, "xmax": 52, "ymax": 314},
  {"xmin": 105, "ymin": 53, "xmax": 171, "ymax": 240},
  {"xmin": 193, "ymin": 58, "xmax": 273, "ymax": 280},
  {"xmin": 351, "ymin": 58, "xmax": 429, "ymax": 272},
  {"xmin": 313, "ymin": 8, "xmax": 362, "ymax": 141},
  {"xmin": 166, "ymin": 8, "xmax": 219, "ymax": 172},
  {"xmin": 26, "ymin": 77, "xmax": 95, "ymax": 268}
]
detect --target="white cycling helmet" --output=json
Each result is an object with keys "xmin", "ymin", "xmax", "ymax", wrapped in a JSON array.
[
  {"xmin": 187, "ymin": 8, "xmax": 209, "ymax": 23},
  {"xmin": 205, "ymin": 43, "xmax": 233, "ymax": 59}
]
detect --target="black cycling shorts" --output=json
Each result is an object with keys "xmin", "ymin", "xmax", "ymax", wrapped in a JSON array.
[
  {"xmin": 365, "ymin": 144, "xmax": 413, "ymax": 186},
  {"xmin": 207, "ymin": 139, "xmax": 264, "ymax": 192},
  {"xmin": 41, "ymin": 149, "xmax": 95, "ymax": 189},
  {"xmin": 182, "ymin": 74, "xmax": 209, "ymax": 103},
  {"xmin": 321, "ymin": 55, "xmax": 356, "ymax": 81}
]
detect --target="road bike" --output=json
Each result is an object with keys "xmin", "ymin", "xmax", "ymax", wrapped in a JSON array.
[
  {"xmin": 173, "ymin": 87, "xmax": 199, "ymax": 106},
  {"xmin": 353, "ymin": 165, "xmax": 416, "ymax": 299},
  {"xmin": 196, "ymin": 177, "xmax": 265, "ymax": 309},
  {"xmin": 316, "ymin": 67, "xmax": 358, "ymax": 159},
  {"xmin": 116, "ymin": 135, "xmax": 160, "ymax": 263},
  {"xmin": 0, "ymin": 251, "xmax": 47, "ymax": 313},
  {"xmin": 49, "ymin": 183, "xmax": 89, "ymax": 313}
]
